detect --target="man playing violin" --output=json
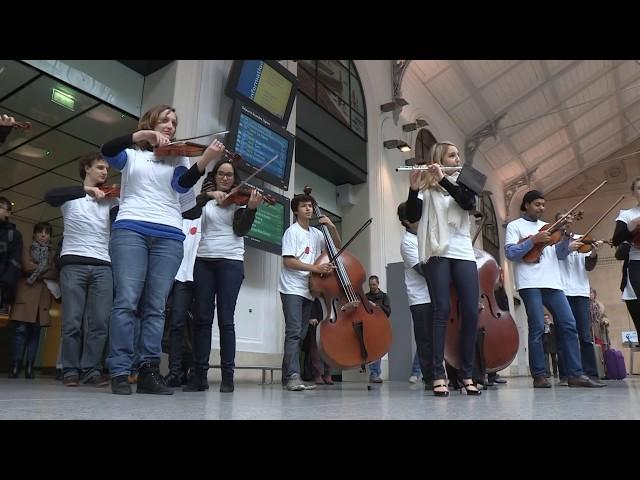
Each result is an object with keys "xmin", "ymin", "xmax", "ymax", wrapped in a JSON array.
[
  {"xmin": 44, "ymin": 152, "xmax": 118, "ymax": 387},
  {"xmin": 554, "ymin": 210, "xmax": 606, "ymax": 385},
  {"xmin": 504, "ymin": 190, "xmax": 604, "ymax": 388}
]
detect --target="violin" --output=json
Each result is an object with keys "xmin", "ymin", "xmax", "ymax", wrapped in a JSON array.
[
  {"xmin": 154, "ymin": 141, "xmax": 244, "ymax": 163},
  {"xmin": 220, "ymin": 183, "xmax": 277, "ymax": 207},
  {"xmin": 571, "ymin": 195, "xmax": 625, "ymax": 253},
  {"xmin": 11, "ymin": 121, "xmax": 32, "ymax": 130},
  {"xmin": 632, "ymin": 226, "xmax": 640, "ymax": 248},
  {"xmin": 519, "ymin": 210, "xmax": 584, "ymax": 263},
  {"xmin": 306, "ymin": 186, "xmax": 393, "ymax": 370},
  {"xmin": 97, "ymin": 184, "xmax": 120, "ymax": 198}
]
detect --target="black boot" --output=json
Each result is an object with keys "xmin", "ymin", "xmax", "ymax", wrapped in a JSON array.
[
  {"xmin": 24, "ymin": 361, "xmax": 35, "ymax": 379},
  {"xmin": 8, "ymin": 361, "xmax": 20, "ymax": 379},
  {"xmin": 220, "ymin": 370, "xmax": 234, "ymax": 393},
  {"xmin": 136, "ymin": 361, "xmax": 174, "ymax": 395},
  {"xmin": 182, "ymin": 368, "xmax": 209, "ymax": 392},
  {"xmin": 164, "ymin": 369, "xmax": 184, "ymax": 388}
]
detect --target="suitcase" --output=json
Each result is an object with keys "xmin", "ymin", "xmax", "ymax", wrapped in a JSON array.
[
  {"xmin": 593, "ymin": 344, "xmax": 606, "ymax": 380},
  {"xmin": 604, "ymin": 348, "xmax": 626, "ymax": 380}
]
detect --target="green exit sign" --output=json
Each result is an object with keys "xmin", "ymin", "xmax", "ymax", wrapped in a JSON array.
[{"xmin": 51, "ymin": 88, "xmax": 75, "ymax": 111}]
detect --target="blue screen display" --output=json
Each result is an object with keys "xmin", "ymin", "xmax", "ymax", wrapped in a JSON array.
[{"xmin": 234, "ymin": 112, "xmax": 289, "ymax": 179}]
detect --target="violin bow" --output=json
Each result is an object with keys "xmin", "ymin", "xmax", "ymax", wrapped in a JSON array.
[
  {"xmin": 548, "ymin": 180, "xmax": 607, "ymax": 232},
  {"xmin": 576, "ymin": 195, "xmax": 625, "ymax": 239},
  {"xmin": 167, "ymin": 129, "xmax": 229, "ymax": 145},
  {"xmin": 238, "ymin": 154, "xmax": 279, "ymax": 186},
  {"xmin": 328, "ymin": 218, "xmax": 373, "ymax": 264}
]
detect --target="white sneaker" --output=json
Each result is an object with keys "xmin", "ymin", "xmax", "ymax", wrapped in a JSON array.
[{"xmin": 408, "ymin": 375, "xmax": 419, "ymax": 384}]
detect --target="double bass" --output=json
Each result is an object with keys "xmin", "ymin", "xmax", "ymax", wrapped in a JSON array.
[
  {"xmin": 306, "ymin": 186, "xmax": 393, "ymax": 370},
  {"xmin": 444, "ymin": 215, "xmax": 519, "ymax": 374}
]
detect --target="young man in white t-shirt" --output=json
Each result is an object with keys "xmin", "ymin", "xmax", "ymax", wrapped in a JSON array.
[
  {"xmin": 278, "ymin": 193, "xmax": 341, "ymax": 391},
  {"xmin": 504, "ymin": 190, "xmax": 604, "ymax": 388},
  {"xmin": 554, "ymin": 210, "xmax": 606, "ymax": 385},
  {"xmin": 44, "ymin": 152, "xmax": 119, "ymax": 387},
  {"xmin": 397, "ymin": 202, "xmax": 433, "ymax": 388}
]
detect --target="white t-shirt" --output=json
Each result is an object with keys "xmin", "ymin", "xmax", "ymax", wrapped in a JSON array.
[
  {"xmin": 60, "ymin": 195, "xmax": 119, "ymax": 263},
  {"xmin": 429, "ymin": 194, "xmax": 475, "ymax": 262},
  {"xmin": 400, "ymin": 230, "xmax": 431, "ymax": 306},
  {"xmin": 558, "ymin": 234, "xmax": 591, "ymax": 297},
  {"xmin": 278, "ymin": 222, "xmax": 326, "ymax": 300},
  {"xmin": 175, "ymin": 218, "xmax": 201, "ymax": 282},
  {"xmin": 197, "ymin": 201, "xmax": 245, "ymax": 261},
  {"xmin": 616, "ymin": 206, "xmax": 640, "ymax": 261},
  {"xmin": 116, "ymin": 148, "xmax": 190, "ymax": 230},
  {"xmin": 505, "ymin": 217, "xmax": 563, "ymax": 290},
  {"xmin": 622, "ymin": 267, "xmax": 637, "ymax": 301}
]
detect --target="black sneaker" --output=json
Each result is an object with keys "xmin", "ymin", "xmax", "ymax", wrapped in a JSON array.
[
  {"xmin": 164, "ymin": 370, "xmax": 184, "ymax": 388},
  {"xmin": 111, "ymin": 375, "xmax": 132, "ymax": 395},
  {"xmin": 183, "ymin": 368, "xmax": 209, "ymax": 392},
  {"xmin": 137, "ymin": 363, "xmax": 174, "ymax": 395}
]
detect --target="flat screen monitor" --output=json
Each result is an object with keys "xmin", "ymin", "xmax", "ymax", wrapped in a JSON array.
[
  {"xmin": 226, "ymin": 60, "xmax": 297, "ymax": 126},
  {"xmin": 226, "ymin": 101, "xmax": 294, "ymax": 191},
  {"xmin": 244, "ymin": 186, "xmax": 291, "ymax": 255}
]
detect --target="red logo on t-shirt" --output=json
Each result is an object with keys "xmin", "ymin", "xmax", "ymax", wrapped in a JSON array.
[
  {"xmin": 190, "ymin": 227, "xmax": 197, "ymax": 235},
  {"xmin": 304, "ymin": 246, "xmax": 310, "ymax": 254}
]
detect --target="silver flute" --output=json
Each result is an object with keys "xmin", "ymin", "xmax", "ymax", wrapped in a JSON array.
[{"xmin": 395, "ymin": 165, "xmax": 462, "ymax": 172}]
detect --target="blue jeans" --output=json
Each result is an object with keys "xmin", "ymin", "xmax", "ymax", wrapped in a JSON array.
[
  {"xmin": 60, "ymin": 264, "xmax": 113, "ymax": 380},
  {"xmin": 168, "ymin": 280, "xmax": 195, "ymax": 372},
  {"xmin": 411, "ymin": 352, "xmax": 421, "ymax": 377},
  {"xmin": 280, "ymin": 293, "xmax": 313, "ymax": 381},
  {"xmin": 519, "ymin": 288, "xmax": 583, "ymax": 378},
  {"xmin": 425, "ymin": 257, "xmax": 479, "ymax": 379},
  {"xmin": 10, "ymin": 320, "xmax": 41, "ymax": 363},
  {"xmin": 567, "ymin": 296, "xmax": 598, "ymax": 377},
  {"xmin": 369, "ymin": 359, "xmax": 382, "ymax": 378},
  {"xmin": 106, "ymin": 228, "xmax": 183, "ymax": 377},
  {"xmin": 411, "ymin": 303, "xmax": 434, "ymax": 381},
  {"xmin": 192, "ymin": 259, "xmax": 244, "ymax": 372}
]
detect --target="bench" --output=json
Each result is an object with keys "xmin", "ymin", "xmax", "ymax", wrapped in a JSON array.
[{"xmin": 209, "ymin": 364, "xmax": 282, "ymax": 384}]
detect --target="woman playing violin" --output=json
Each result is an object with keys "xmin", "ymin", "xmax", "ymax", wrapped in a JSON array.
[
  {"xmin": 612, "ymin": 176, "xmax": 640, "ymax": 311},
  {"xmin": 181, "ymin": 158, "xmax": 263, "ymax": 392},
  {"xmin": 0, "ymin": 113, "xmax": 17, "ymax": 144},
  {"xmin": 99, "ymin": 104, "xmax": 226, "ymax": 395}
]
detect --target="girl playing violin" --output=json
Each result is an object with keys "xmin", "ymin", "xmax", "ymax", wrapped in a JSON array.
[
  {"xmin": 612, "ymin": 176, "xmax": 640, "ymax": 311},
  {"xmin": 100, "ymin": 104, "xmax": 225, "ymax": 395},
  {"xmin": 181, "ymin": 158, "xmax": 263, "ymax": 392},
  {"xmin": 406, "ymin": 141, "xmax": 481, "ymax": 397}
]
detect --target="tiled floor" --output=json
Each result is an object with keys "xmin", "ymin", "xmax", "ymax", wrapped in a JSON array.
[{"xmin": 1, "ymin": 375, "xmax": 638, "ymax": 420}]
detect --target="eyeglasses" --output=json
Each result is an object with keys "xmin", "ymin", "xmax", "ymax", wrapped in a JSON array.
[{"xmin": 216, "ymin": 172, "xmax": 234, "ymax": 179}]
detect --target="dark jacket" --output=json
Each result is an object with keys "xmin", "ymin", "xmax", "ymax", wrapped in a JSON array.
[
  {"xmin": 366, "ymin": 289, "xmax": 391, "ymax": 318},
  {"xmin": 0, "ymin": 220, "xmax": 23, "ymax": 305}
]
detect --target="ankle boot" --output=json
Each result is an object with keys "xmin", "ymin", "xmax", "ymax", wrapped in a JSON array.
[
  {"xmin": 8, "ymin": 361, "xmax": 20, "ymax": 379},
  {"xmin": 220, "ymin": 370, "xmax": 234, "ymax": 393},
  {"xmin": 183, "ymin": 368, "xmax": 209, "ymax": 392},
  {"xmin": 136, "ymin": 361, "xmax": 173, "ymax": 395},
  {"xmin": 24, "ymin": 361, "xmax": 35, "ymax": 379}
]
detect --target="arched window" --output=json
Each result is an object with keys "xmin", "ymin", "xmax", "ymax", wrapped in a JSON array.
[
  {"xmin": 414, "ymin": 129, "xmax": 437, "ymax": 164},
  {"xmin": 297, "ymin": 60, "xmax": 367, "ymax": 140},
  {"xmin": 480, "ymin": 192, "xmax": 500, "ymax": 263}
]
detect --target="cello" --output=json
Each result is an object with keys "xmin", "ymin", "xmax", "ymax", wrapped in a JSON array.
[
  {"xmin": 444, "ymin": 215, "xmax": 520, "ymax": 374},
  {"xmin": 306, "ymin": 186, "xmax": 393, "ymax": 370}
]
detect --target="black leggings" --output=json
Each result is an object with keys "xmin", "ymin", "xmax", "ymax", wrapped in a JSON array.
[
  {"xmin": 425, "ymin": 257, "xmax": 479, "ymax": 379},
  {"xmin": 626, "ymin": 299, "xmax": 640, "ymax": 336}
]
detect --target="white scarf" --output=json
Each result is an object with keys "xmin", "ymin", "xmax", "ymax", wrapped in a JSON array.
[{"xmin": 417, "ymin": 172, "xmax": 468, "ymax": 263}]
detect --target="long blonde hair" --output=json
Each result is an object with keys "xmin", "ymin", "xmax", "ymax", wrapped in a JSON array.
[
  {"xmin": 134, "ymin": 105, "xmax": 178, "ymax": 150},
  {"xmin": 419, "ymin": 141, "xmax": 458, "ymax": 190}
]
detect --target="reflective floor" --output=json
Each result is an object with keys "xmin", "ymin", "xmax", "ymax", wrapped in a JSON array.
[{"xmin": 1, "ymin": 375, "xmax": 638, "ymax": 420}]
